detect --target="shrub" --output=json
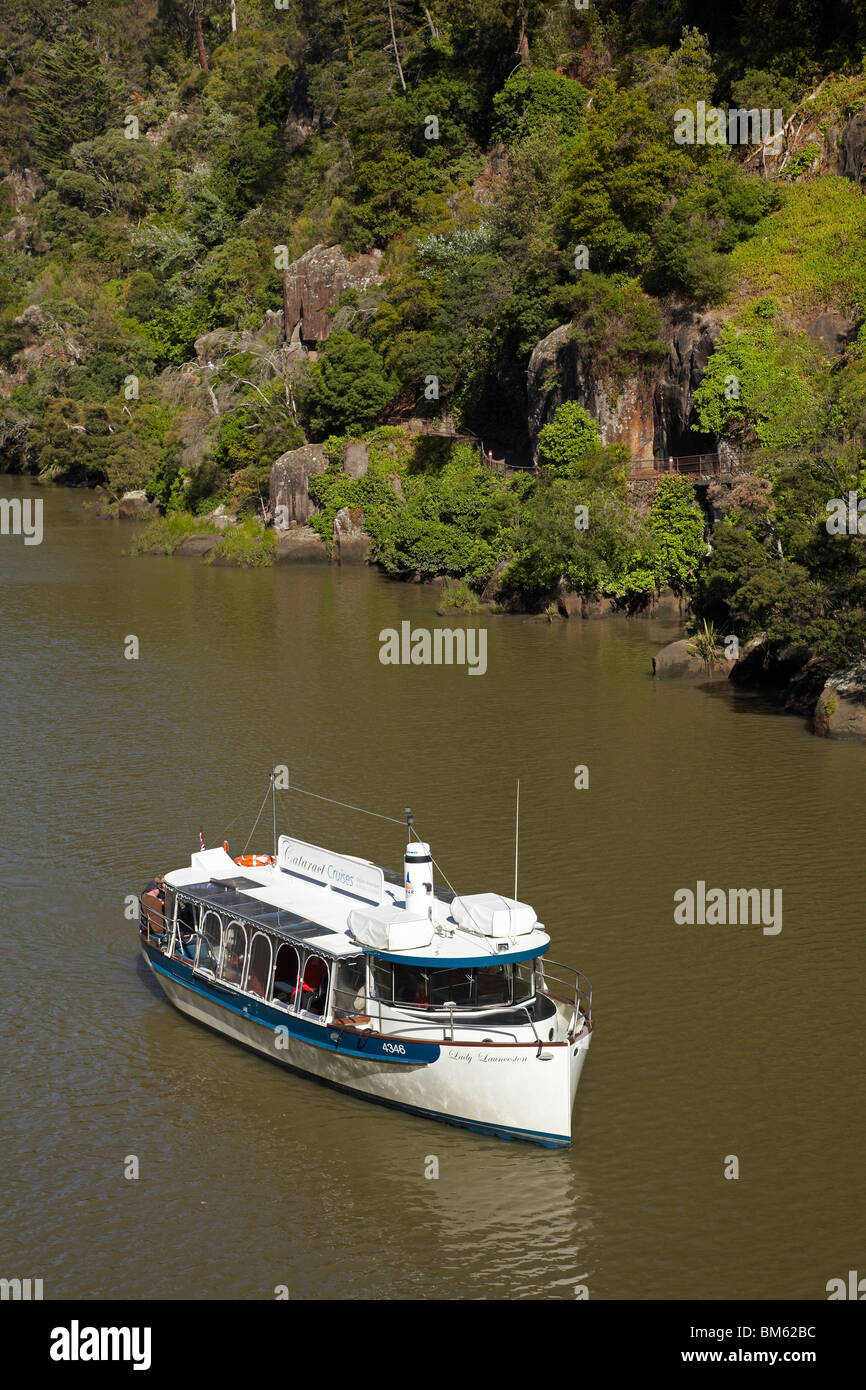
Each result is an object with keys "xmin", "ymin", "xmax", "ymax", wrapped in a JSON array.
[
  {"xmin": 300, "ymin": 331, "xmax": 398, "ymax": 437},
  {"xmin": 537, "ymin": 403, "xmax": 601, "ymax": 474}
]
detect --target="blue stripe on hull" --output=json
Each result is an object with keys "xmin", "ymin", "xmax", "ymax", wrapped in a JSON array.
[
  {"xmin": 140, "ymin": 940, "xmax": 570, "ymax": 1149},
  {"xmin": 143, "ymin": 941, "xmax": 438, "ymax": 1065}
]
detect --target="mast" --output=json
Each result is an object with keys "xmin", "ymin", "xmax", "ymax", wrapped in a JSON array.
[{"xmin": 513, "ymin": 779, "xmax": 520, "ymax": 899}]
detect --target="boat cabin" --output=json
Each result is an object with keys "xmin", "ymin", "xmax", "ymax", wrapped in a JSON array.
[{"xmin": 142, "ymin": 837, "xmax": 588, "ymax": 1044}]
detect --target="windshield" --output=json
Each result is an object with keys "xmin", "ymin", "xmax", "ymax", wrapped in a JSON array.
[{"xmin": 374, "ymin": 959, "xmax": 536, "ymax": 1010}]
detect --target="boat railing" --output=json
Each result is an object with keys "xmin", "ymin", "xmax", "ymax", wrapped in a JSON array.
[
  {"xmin": 330, "ymin": 984, "xmax": 537, "ymax": 1045},
  {"xmin": 538, "ymin": 958, "xmax": 593, "ymax": 1035},
  {"xmin": 138, "ymin": 900, "xmax": 199, "ymax": 962},
  {"xmin": 139, "ymin": 904, "xmax": 593, "ymax": 1044},
  {"xmin": 139, "ymin": 895, "xmax": 170, "ymax": 945}
]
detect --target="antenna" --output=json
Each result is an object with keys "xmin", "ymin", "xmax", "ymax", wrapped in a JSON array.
[
  {"xmin": 513, "ymin": 779, "xmax": 520, "ymax": 900},
  {"xmin": 271, "ymin": 768, "xmax": 277, "ymax": 859}
]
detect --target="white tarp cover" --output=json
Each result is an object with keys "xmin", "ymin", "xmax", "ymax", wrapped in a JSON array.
[
  {"xmin": 192, "ymin": 848, "xmax": 244, "ymax": 880},
  {"xmin": 348, "ymin": 903, "xmax": 434, "ymax": 952},
  {"xmin": 450, "ymin": 893, "xmax": 537, "ymax": 937}
]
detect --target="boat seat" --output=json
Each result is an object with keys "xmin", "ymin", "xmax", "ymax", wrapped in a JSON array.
[{"xmin": 142, "ymin": 891, "xmax": 166, "ymax": 940}]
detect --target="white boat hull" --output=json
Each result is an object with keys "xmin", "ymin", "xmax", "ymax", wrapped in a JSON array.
[{"xmin": 144, "ymin": 947, "xmax": 591, "ymax": 1147}]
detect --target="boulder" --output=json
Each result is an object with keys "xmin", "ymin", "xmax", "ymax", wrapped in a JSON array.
[
  {"xmin": 270, "ymin": 443, "xmax": 328, "ymax": 526},
  {"xmin": 118, "ymin": 490, "xmax": 151, "ymax": 519},
  {"xmin": 803, "ymin": 308, "xmax": 857, "ymax": 357},
  {"xmin": 333, "ymin": 506, "xmax": 370, "ymax": 565},
  {"xmin": 556, "ymin": 581, "xmax": 582, "ymax": 619},
  {"xmin": 203, "ymin": 504, "xmax": 237, "ymax": 530},
  {"xmin": 176, "ymin": 534, "xmax": 221, "ymax": 556},
  {"xmin": 729, "ymin": 637, "xmax": 816, "ymax": 710},
  {"xmin": 581, "ymin": 594, "xmax": 617, "ymax": 620},
  {"xmin": 283, "ymin": 244, "xmax": 384, "ymax": 346},
  {"xmin": 274, "ymin": 527, "xmax": 329, "ymax": 564},
  {"xmin": 838, "ymin": 110, "xmax": 866, "ymax": 186},
  {"xmin": 813, "ymin": 661, "xmax": 866, "ymax": 742},
  {"xmin": 343, "ymin": 441, "xmax": 369, "ymax": 479},
  {"xmin": 481, "ymin": 558, "xmax": 509, "ymax": 604},
  {"xmin": 652, "ymin": 638, "xmax": 735, "ymax": 680}
]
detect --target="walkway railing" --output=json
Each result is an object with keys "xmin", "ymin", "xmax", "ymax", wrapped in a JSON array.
[{"xmin": 630, "ymin": 453, "xmax": 723, "ymax": 478}]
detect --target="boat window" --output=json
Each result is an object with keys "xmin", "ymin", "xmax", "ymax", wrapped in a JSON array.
[
  {"xmin": 367, "ymin": 959, "xmax": 536, "ymax": 1009},
  {"xmin": 221, "ymin": 921, "xmax": 247, "ymax": 987},
  {"xmin": 333, "ymin": 958, "xmax": 367, "ymax": 1018},
  {"xmin": 428, "ymin": 967, "xmax": 474, "ymax": 1008},
  {"xmin": 196, "ymin": 910, "xmax": 223, "ymax": 974},
  {"xmin": 272, "ymin": 943, "xmax": 300, "ymax": 1007},
  {"xmin": 173, "ymin": 898, "xmax": 198, "ymax": 961},
  {"xmin": 245, "ymin": 932, "xmax": 273, "ymax": 998},
  {"xmin": 392, "ymin": 964, "xmax": 430, "ymax": 1007},
  {"xmin": 371, "ymin": 958, "xmax": 393, "ymax": 1001},
  {"xmin": 475, "ymin": 965, "xmax": 512, "ymax": 1005},
  {"xmin": 513, "ymin": 959, "xmax": 535, "ymax": 1002},
  {"xmin": 427, "ymin": 964, "xmax": 524, "ymax": 1009},
  {"xmin": 177, "ymin": 898, "xmax": 198, "ymax": 931},
  {"xmin": 300, "ymin": 955, "xmax": 329, "ymax": 1018}
]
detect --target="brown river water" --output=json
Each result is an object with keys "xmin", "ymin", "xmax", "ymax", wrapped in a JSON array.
[{"xmin": 1, "ymin": 476, "xmax": 863, "ymax": 1300}]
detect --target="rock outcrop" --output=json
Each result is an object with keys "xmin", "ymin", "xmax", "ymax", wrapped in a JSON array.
[
  {"xmin": 2, "ymin": 168, "xmax": 44, "ymax": 209},
  {"xmin": 527, "ymin": 307, "xmax": 723, "ymax": 463},
  {"xmin": 333, "ymin": 506, "xmax": 370, "ymax": 564},
  {"xmin": 653, "ymin": 309, "xmax": 723, "ymax": 458},
  {"xmin": 343, "ymin": 441, "xmax": 369, "ymax": 479},
  {"xmin": 837, "ymin": 109, "xmax": 866, "ymax": 186},
  {"xmin": 270, "ymin": 443, "xmax": 328, "ymax": 526},
  {"xmin": 527, "ymin": 324, "xmax": 655, "ymax": 459},
  {"xmin": 653, "ymin": 638, "xmax": 736, "ymax": 681},
  {"xmin": 813, "ymin": 661, "xmax": 866, "ymax": 742},
  {"xmin": 117, "ymin": 490, "xmax": 152, "ymax": 519},
  {"xmin": 283, "ymin": 244, "xmax": 384, "ymax": 346},
  {"xmin": 274, "ymin": 527, "xmax": 329, "ymax": 563}
]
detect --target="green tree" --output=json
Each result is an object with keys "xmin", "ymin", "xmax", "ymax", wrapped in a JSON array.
[
  {"xmin": 301, "ymin": 331, "xmax": 398, "ymax": 436},
  {"xmin": 648, "ymin": 475, "xmax": 706, "ymax": 588},
  {"xmin": 536, "ymin": 402, "xmax": 601, "ymax": 474},
  {"xmin": 26, "ymin": 36, "xmax": 120, "ymax": 169},
  {"xmin": 492, "ymin": 68, "xmax": 588, "ymax": 144}
]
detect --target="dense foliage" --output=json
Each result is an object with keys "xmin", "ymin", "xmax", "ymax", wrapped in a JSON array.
[{"xmin": 0, "ymin": 0, "xmax": 864, "ymax": 675}]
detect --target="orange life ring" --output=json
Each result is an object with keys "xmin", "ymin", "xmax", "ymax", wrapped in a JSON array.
[{"xmin": 234, "ymin": 853, "xmax": 275, "ymax": 867}]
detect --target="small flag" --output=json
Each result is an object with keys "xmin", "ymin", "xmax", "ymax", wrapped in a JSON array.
[{"xmin": 199, "ymin": 825, "xmax": 205, "ymax": 851}]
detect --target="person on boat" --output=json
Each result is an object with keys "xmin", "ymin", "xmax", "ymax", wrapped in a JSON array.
[{"xmin": 142, "ymin": 873, "xmax": 165, "ymax": 904}]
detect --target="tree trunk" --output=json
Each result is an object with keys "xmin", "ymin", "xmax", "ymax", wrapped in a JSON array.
[
  {"xmin": 192, "ymin": 0, "xmax": 209, "ymax": 70},
  {"xmin": 229, "ymin": 0, "xmax": 237, "ymax": 34},
  {"xmin": 343, "ymin": 0, "xmax": 355, "ymax": 63},
  {"xmin": 386, "ymin": 0, "xmax": 406, "ymax": 93},
  {"xmin": 516, "ymin": 4, "xmax": 529, "ymax": 66}
]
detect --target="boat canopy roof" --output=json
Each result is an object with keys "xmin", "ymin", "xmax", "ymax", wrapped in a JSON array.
[{"xmin": 164, "ymin": 842, "xmax": 550, "ymax": 967}]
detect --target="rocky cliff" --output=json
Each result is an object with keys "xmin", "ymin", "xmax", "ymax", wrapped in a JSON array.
[
  {"xmin": 283, "ymin": 244, "xmax": 384, "ymax": 346},
  {"xmin": 527, "ymin": 307, "xmax": 723, "ymax": 463}
]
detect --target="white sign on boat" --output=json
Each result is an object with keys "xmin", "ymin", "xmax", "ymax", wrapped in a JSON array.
[{"xmin": 278, "ymin": 835, "xmax": 384, "ymax": 904}]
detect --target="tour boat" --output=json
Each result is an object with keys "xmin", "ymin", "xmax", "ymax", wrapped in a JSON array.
[{"xmin": 138, "ymin": 821, "xmax": 593, "ymax": 1148}]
